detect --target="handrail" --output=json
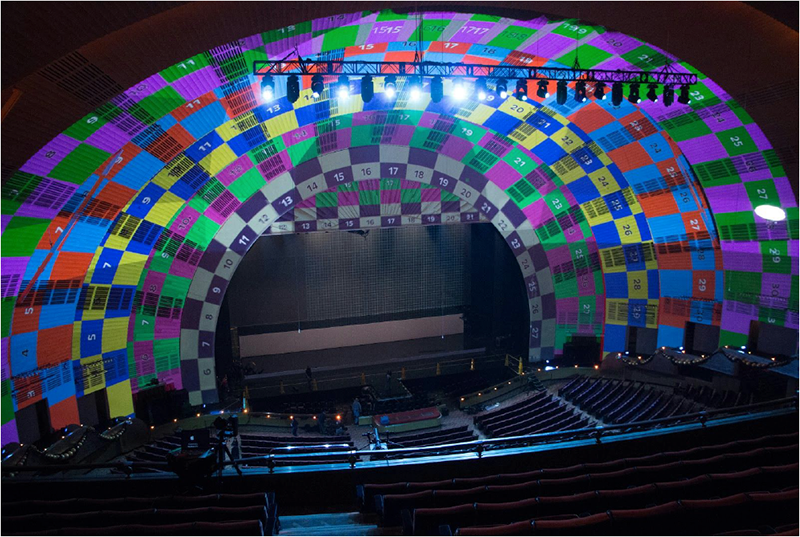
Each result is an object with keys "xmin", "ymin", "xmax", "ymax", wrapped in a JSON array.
[{"xmin": 5, "ymin": 395, "xmax": 794, "ymax": 475}]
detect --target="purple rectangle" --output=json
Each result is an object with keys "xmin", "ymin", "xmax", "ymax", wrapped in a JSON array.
[
  {"xmin": 440, "ymin": 136, "xmax": 472, "ymax": 161},
  {"xmin": 312, "ymin": 11, "xmax": 364, "ymax": 32},
  {"xmin": 237, "ymin": 191, "xmax": 268, "ymax": 223},
  {"xmin": 401, "ymin": 202, "xmax": 421, "ymax": 215},
  {"xmin": 239, "ymin": 33, "xmax": 264, "ymax": 52},
  {"xmin": 198, "ymin": 331, "xmax": 215, "ymax": 358},
  {"xmin": 381, "ymin": 216, "xmax": 402, "ymax": 227},
  {"xmin": 205, "ymin": 275, "xmax": 229, "ymax": 305},
  {"xmin": 339, "ymin": 218, "xmax": 360, "ymax": 230},
  {"xmin": 704, "ymin": 184, "xmax": 747, "ymax": 213},
  {"xmin": 525, "ymin": 274, "xmax": 541, "ymax": 298},
  {"xmin": 677, "ymin": 134, "xmax": 728, "ymax": 163},
  {"xmin": 423, "ymin": 214, "xmax": 441, "ymax": 225},
  {"xmin": 381, "ymin": 163, "xmax": 407, "ymax": 180},
  {"xmin": 124, "ymin": 73, "xmax": 169, "ymax": 102},
  {"xmin": 360, "ymin": 204, "xmax": 381, "ymax": 217},
  {"xmin": 523, "ymin": 33, "xmax": 572, "ymax": 59},
  {"xmin": 442, "ymin": 200, "xmax": 461, "ymax": 213},
  {"xmin": 475, "ymin": 195, "xmax": 498, "ymax": 219},
  {"xmin": 359, "ymin": 179, "xmax": 380, "ymax": 190},
  {"xmin": 501, "ymin": 200, "xmax": 527, "ymax": 228},
  {"xmin": 745, "ymin": 124, "xmax": 772, "ymax": 151},
  {"xmin": 349, "ymin": 145, "xmax": 380, "ymax": 164},
  {"xmin": 20, "ymin": 134, "xmax": 82, "ymax": 177},
  {"xmin": 291, "ymin": 158, "xmax": 323, "ymax": 183},
  {"xmin": 171, "ymin": 67, "xmax": 222, "ymax": 101},
  {"xmin": 317, "ymin": 206, "xmax": 338, "ymax": 220},
  {"xmin": 229, "ymin": 225, "xmax": 258, "ymax": 256},
  {"xmin": 529, "ymin": 244, "xmax": 549, "ymax": 269},
  {"xmin": 324, "ymin": 167, "xmax": 353, "ymax": 189},
  {"xmin": 409, "ymin": 147, "xmax": 438, "ymax": 168},
  {"xmin": 155, "ymin": 318, "xmax": 180, "ymax": 339},
  {"xmin": 484, "ymin": 160, "xmax": 520, "ymax": 190},
  {"xmin": 381, "ymin": 189, "xmax": 401, "ymax": 204},
  {"xmin": 169, "ymin": 206, "xmax": 202, "ymax": 234},
  {"xmin": 84, "ymin": 122, "xmax": 129, "ymax": 155},
  {"xmin": 296, "ymin": 220, "xmax": 317, "ymax": 232},
  {"xmin": 181, "ymin": 298, "xmax": 203, "ymax": 330},
  {"xmin": 588, "ymin": 32, "xmax": 641, "ymax": 55},
  {"xmin": 1, "ymin": 257, "xmax": 29, "ymax": 299},
  {"xmin": 421, "ymin": 189, "xmax": 440, "ymax": 203},
  {"xmin": 541, "ymin": 293, "xmax": 557, "ymax": 318},
  {"xmin": 461, "ymin": 212, "xmax": 480, "ymax": 223},
  {"xmin": 365, "ymin": 21, "xmax": 411, "ymax": 44},
  {"xmin": 338, "ymin": 191, "xmax": 359, "ymax": 206},
  {"xmin": 452, "ymin": 21, "xmax": 496, "ymax": 44},
  {"xmin": 1, "ymin": 420, "xmax": 19, "ymax": 445},
  {"xmin": 459, "ymin": 166, "xmax": 488, "ymax": 192},
  {"xmin": 181, "ymin": 359, "xmax": 200, "ymax": 391}
]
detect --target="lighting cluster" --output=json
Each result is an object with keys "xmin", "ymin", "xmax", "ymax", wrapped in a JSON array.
[
  {"xmin": 259, "ymin": 72, "xmax": 692, "ymax": 108},
  {"xmin": 614, "ymin": 346, "xmax": 797, "ymax": 369}
]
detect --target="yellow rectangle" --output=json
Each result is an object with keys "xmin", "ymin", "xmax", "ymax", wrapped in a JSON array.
[
  {"xmin": 552, "ymin": 126, "xmax": 582, "ymax": 152},
  {"xmin": 146, "ymin": 191, "xmax": 184, "ymax": 227},
  {"xmin": 79, "ymin": 355, "xmax": 105, "ymax": 395},
  {"xmin": 215, "ymin": 120, "xmax": 242, "ymax": 142},
  {"xmin": 152, "ymin": 169, "xmax": 179, "ymax": 190},
  {"xmin": 498, "ymin": 98, "xmax": 536, "ymax": 120},
  {"xmin": 102, "ymin": 317, "xmax": 129, "ymax": 353},
  {"xmin": 581, "ymin": 199, "xmax": 613, "ymax": 226},
  {"xmin": 72, "ymin": 323, "xmax": 82, "ymax": 358},
  {"xmin": 200, "ymin": 144, "xmax": 237, "ymax": 176},
  {"xmin": 517, "ymin": 129, "xmax": 549, "ymax": 151},
  {"xmin": 627, "ymin": 271, "xmax": 648, "ymax": 299},
  {"xmin": 107, "ymin": 379, "xmax": 135, "ymax": 418},
  {"xmin": 113, "ymin": 252, "xmax": 148, "ymax": 285},
  {"xmin": 102, "ymin": 234, "xmax": 130, "ymax": 252},
  {"xmin": 588, "ymin": 168, "xmax": 620, "ymax": 196},
  {"xmin": 615, "ymin": 215, "xmax": 642, "ymax": 244},
  {"xmin": 264, "ymin": 110, "xmax": 300, "ymax": 138}
]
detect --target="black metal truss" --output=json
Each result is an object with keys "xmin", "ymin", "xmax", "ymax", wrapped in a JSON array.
[{"xmin": 253, "ymin": 60, "xmax": 698, "ymax": 86}]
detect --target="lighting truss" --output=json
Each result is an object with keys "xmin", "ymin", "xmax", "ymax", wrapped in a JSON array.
[{"xmin": 253, "ymin": 59, "xmax": 697, "ymax": 86}]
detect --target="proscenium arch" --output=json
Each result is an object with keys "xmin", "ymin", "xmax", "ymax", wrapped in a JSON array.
[
  {"xmin": 182, "ymin": 147, "xmax": 556, "ymax": 405},
  {"xmin": 2, "ymin": 10, "xmax": 796, "ymax": 443}
]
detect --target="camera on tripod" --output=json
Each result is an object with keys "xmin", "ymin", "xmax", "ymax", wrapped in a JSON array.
[{"xmin": 213, "ymin": 414, "xmax": 239, "ymax": 439}]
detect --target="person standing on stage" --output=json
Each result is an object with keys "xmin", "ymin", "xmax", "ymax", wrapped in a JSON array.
[
  {"xmin": 352, "ymin": 398, "xmax": 362, "ymax": 424},
  {"xmin": 290, "ymin": 416, "xmax": 299, "ymax": 437}
]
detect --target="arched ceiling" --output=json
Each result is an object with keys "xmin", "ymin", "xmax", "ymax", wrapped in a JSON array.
[{"xmin": 1, "ymin": 7, "xmax": 797, "ymax": 444}]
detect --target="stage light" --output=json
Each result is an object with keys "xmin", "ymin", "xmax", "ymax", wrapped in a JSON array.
[
  {"xmin": 556, "ymin": 80, "xmax": 567, "ymax": 105},
  {"xmin": 384, "ymin": 75, "xmax": 397, "ymax": 99},
  {"xmin": 287, "ymin": 75, "xmax": 300, "ymax": 103},
  {"xmin": 575, "ymin": 80, "xmax": 587, "ymax": 102},
  {"xmin": 594, "ymin": 81, "xmax": 607, "ymax": 100},
  {"xmin": 336, "ymin": 75, "xmax": 350, "ymax": 100},
  {"xmin": 646, "ymin": 83, "xmax": 659, "ymax": 102},
  {"xmin": 408, "ymin": 76, "xmax": 423, "ymax": 101},
  {"xmin": 663, "ymin": 85, "xmax": 674, "ymax": 106},
  {"xmin": 496, "ymin": 78, "xmax": 508, "ymax": 99},
  {"xmin": 755, "ymin": 205, "xmax": 786, "ymax": 221},
  {"xmin": 611, "ymin": 82, "xmax": 623, "ymax": 106},
  {"xmin": 677, "ymin": 84, "xmax": 691, "ymax": 104},
  {"xmin": 361, "ymin": 75, "xmax": 374, "ymax": 102},
  {"xmin": 452, "ymin": 79, "xmax": 468, "ymax": 101},
  {"xmin": 475, "ymin": 78, "xmax": 488, "ymax": 101},
  {"xmin": 628, "ymin": 83, "xmax": 641, "ymax": 103},
  {"xmin": 536, "ymin": 79, "xmax": 549, "ymax": 99},
  {"xmin": 515, "ymin": 79, "xmax": 528, "ymax": 101},
  {"xmin": 430, "ymin": 76, "xmax": 443, "ymax": 102},
  {"xmin": 260, "ymin": 75, "xmax": 275, "ymax": 101},
  {"xmin": 311, "ymin": 74, "xmax": 324, "ymax": 99}
]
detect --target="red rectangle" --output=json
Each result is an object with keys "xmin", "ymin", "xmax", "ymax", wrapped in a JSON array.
[
  {"xmin": 49, "ymin": 397, "xmax": 80, "ymax": 430},
  {"xmin": 608, "ymin": 143, "xmax": 653, "ymax": 173},
  {"xmin": 345, "ymin": 43, "xmax": 388, "ymax": 56},
  {"xmin": 51, "ymin": 252, "xmax": 93, "ymax": 281},
  {"xmin": 171, "ymin": 91, "xmax": 217, "ymax": 121},
  {"xmin": 38, "ymin": 325, "xmax": 73, "ymax": 367},
  {"xmin": 568, "ymin": 102, "xmax": 616, "ymax": 135}
]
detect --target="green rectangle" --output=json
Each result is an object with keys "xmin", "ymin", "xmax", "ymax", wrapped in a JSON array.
[
  {"xmin": 184, "ymin": 214, "xmax": 220, "ymax": 244},
  {"xmin": 660, "ymin": 112, "xmax": 712, "ymax": 142},
  {"xmin": 1, "ymin": 380, "xmax": 14, "ymax": 425},
  {"xmin": 163, "ymin": 274, "xmax": 192, "ymax": 297},
  {"xmin": 410, "ymin": 20, "xmax": 448, "ymax": 42},
  {"xmin": 64, "ymin": 113, "xmax": 108, "ymax": 141},
  {"xmin": 262, "ymin": 21, "xmax": 312, "ymax": 44},
  {"xmin": 723, "ymin": 270, "xmax": 762, "ymax": 299},
  {"xmin": 321, "ymin": 25, "xmax": 360, "ymax": 52},
  {"xmin": 1, "ymin": 298, "xmax": 14, "ymax": 338},
  {"xmin": 376, "ymin": 10, "xmax": 408, "ymax": 21},
  {"xmin": 286, "ymin": 138, "xmax": 319, "ymax": 165},
  {"xmin": 401, "ymin": 189, "xmax": 421, "ymax": 203},
  {"xmin": 716, "ymin": 127, "xmax": 758, "ymax": 157},
  {"xmin": 693, "ymin": 158, "xmax": 741, "ymax": 188},
  {"xmin": 359, "ymin": 190, "xmax": 380, "ymax": 205},
  {"xmin": 137, "ymin": 87, "xmax": 187, "ymax": 120},
  {"xmin": 350, "ymin": 125, "xmax": 374, "ymax": 147},
  {"xmin": 718, "ymin": 329, "xmax": 748, "ymax": 348},
  {"xmin": 1, "ymin": 217, "xmax": 50, "ymax": 257},
  {"xmin": 726, "ymin": 101, "xmax": 755, "ymax": 126},
  {"xmin": 153, "ymin": 338, "xmax": 179, "ymax": 373},
  {"xmin": 48, "ymin": 144, "xmax": 111, "ymax": 184},
  {"xmin": 133, "ymin": 314, "xmax": 155, "ymax": 340},
  {"xmin": 488, "ymin": 25, "xmax": 536, "ymax": 49},
  {"xmin": 503, "ymin": 148, "xmax": 537, "ymax": 175},
  {"xmin": 544, "ymin": 190, "xmax": 569, "ymax": 217},
  {"xmin": 315, "ymin": 192, "xmax": 338, "ymax": 207},
  {"xmin": 229, "ymin": 168, "xmax": 265, "ymax": 202},
  {"xmin": 761, "ymin": 241, "xmax": 790, "ymax": 274},
  {"xmin": 506, "ymin": 178, "xmax": 541, "ymax": 208},
  {"xmin": 160, "ymin": 53, "xmax": 211, "ymax": 83},
  {"xmin": 555, "ymin": 44, "xmax": 612, "ymax": 69},
  {"xmin": 621, "ymin": 45, "xmax": 669, "ymax": 71},
  {"xmin": 744, "ymin": 179, "xmax": 779, "ymax": 208},
  {"xmin": 552, "ymin": 20, "xmax": 604, "ymax": 38}
]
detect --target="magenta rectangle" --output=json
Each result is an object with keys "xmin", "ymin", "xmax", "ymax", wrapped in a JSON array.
[
  {"xmin": 421, "ymin": 189, "xmax": 440, "ymax": 202},
  {"xmin": 159, "ymin": 367, "xmax": 182, "ymax": 391},
  {"xmin": 484, "ymin": 160, "xmax": 520, "ymax": 190},
  {"xmin": 142, "ymin": 270, "xmax": 167, "ymax": 293},
  {"xmin": 155, "ymin": 319, "xmax": 181, "ymax": 339},
  {"xmin": 330, "ymin": 129, "xmax": 352, "ymax": 152},
  {"xmin": 337, "ymin": 191, "xmax": 359, "ymax": 206},
  {"xmin": 133, "ymin": 340, "xmax": 154, "ymax": 377},
  {"xmin": 439, "ymin": 136, "xmax": 472, "ymax": 161},
  {"xmin": 168, "ymin": 206, "xmax": 202, "ymax": 234},
  {"xmin": 169, "ymin": 257, "xmax": 199, "ymax": 280},
  {"xmin": 296, "ymin": 197, "xmax": 316, "ymax": 209},
  {"xmin": 218, "ymin": 155, "xmax": 254, "ymax": 186},
  {"xmin": 171, "ymin": 67, "xmax": 222, "ymax": 102},
  {"xmin": 523, "ymin": 33, "xmax": 572, "ymax": 59},
  {"xmin": 399, "ymin": 180, "xmax": 420, "ymax": 190},
  {"xmin": 547, "ymin": 244, "xmax": 573, "ymax": 267},
  {"xmin": 359, "ymin": 179, "xmax": 380, "ymax": 190},
  {"xmin": 384, "ymin": 125, "xmax": 415, "ymax": 146},
  {"xmin": 124, "ymin": 73, "xmax": 169, "ymax": 102},
  {"xmin": 452, "ymin": 21, "xmax": 496, "ymax": 44},
  {"xmin": 381, "ymin": 189, "xmax": 401, "ymax": 204},
  {"xmin": 522, "ymin": 198, "xmax": 549, "ymax": 227},
  {"xmin": 20, "ymin": 134, "xmax": 82, "ymax": 177}
]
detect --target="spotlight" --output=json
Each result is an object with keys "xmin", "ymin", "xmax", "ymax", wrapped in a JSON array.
[
  {"xmin": 628, "ymin": 83, "xmax": 641, "ymax": 103},
  {"xmin": 311, "ymin": 74, "xmax": 324, "ymax": 99},
  {"xmin": 408, "ymin": 76, "xmax": 423, "ymax": 101},
  {"xmin": 611, "ymin": 82, "xmax": 623, "ymax": 106},
  {"xmin": 663, "ymin": 85, "xmax": 674, "ymax": 107},
  {"xmin": 337, "ymin": 75, "xmax": 350, "ymax": 100},
  {"xmin": 556, "ymin": 80, "xmax": 567, "ymax": 105},
  {"xmin": 496, "ymin": 78, "xmax": 508, "ymax": 99},
  {"xmin": 361, "ymin": 75, "xmax": 374, "ymax": 102},
  {"xmin": 594, "ymin": 81, "xmax": 607, "ymax": 100},
  {"xmin": 287, "ymin": 75, "xmax": 300, "ymax": 103},
  {"xmin": 754, "ymin": 204, "xmax": 787, "ymax": 222},
  {"xmin": 384, "ymin": 75, "xmax": 397, "ymax": 99},
  {"xmin": 646, "ymin": 83, "xmax": 658, "ymax": 102},
  {"xmin": 475, "ymin": 78, "xmax": 488, "ymax": 101},
  {"xmin": 260, "ymin": 75, "xmax": 275, "ymax": 101},
  {"xmin": 575, "ymin": 80, "xmax": 587, "ymax": 102},
  {"xmin": 536, "ymin": 79, "xmax": 549, "ymax": 99},
  {"xmin": 677, "ymin": 84, "xmax": 691, "ymax": 104},
  {"xmin": 515, "ymin": 79, "xmax": 528, "ymax": 101},
  {"xmin": 452, "ymin": 79, "xmax": 468, "ymax": 101},
  {"xmin": 430, "ymin": 76, "xmax": 443, "ymax": 103}
]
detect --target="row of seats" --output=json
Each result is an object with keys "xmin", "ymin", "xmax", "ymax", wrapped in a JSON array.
[
  {"xmin": 371, "ymin": 393, "xmax": 437, "ymax": 416},
  {"xmin": 385, "ymin": 426, "xmax": 477, "ymax": 449},
  {"xmin": 356, "ymin": 430, "xmax": 797, "ymax": 516},
  {"xmin": 473, "ymin": 391, "xmax": 592, "ymax": 438},
  {"xmin": 674, "ymin": 383, "xmax": 753, "ymax": 409},
  {"xmin": 451, "ymin": 489, "xmax": 799, "ymax": 536},
  {"xmin": 559, "ymin": 377, "xmax": 700, "ymax": 424},
  {"xmin": 377, "ymin": 445, "xmax": 797, "ymax": 527},
  {"xmin": 3, "ymin": 492, "xmax": 277, "ymax": 536},
  {"xmin": 407, "ymin": 464, "xmax": 798, "ymax": 535}
]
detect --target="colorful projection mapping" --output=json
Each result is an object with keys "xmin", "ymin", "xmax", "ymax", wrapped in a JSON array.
[{"xmin": 1, "ymin": 10, "xmax": 796, "ymax": 443}]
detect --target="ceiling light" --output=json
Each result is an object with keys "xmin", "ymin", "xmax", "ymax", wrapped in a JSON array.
[
  {"xmin": 287, "ymin": 75, "xmax": 300, "ymax": 103},
  {"xmin": 556, "ymin": 80, "xmax": 567, "ymax": 105},
  {"xmin": 754, "ymin": 204, "xmax": 786, "ymax": 222},
  {"xmin": 646, "ymin": 83, "xmax": 658, "ymax": 102},
  {"xmin": 260, "ymin": 75, "xmax": 275, "ymax": 101},
  {"xmin": 628, "ymin": 83, "xmax": 641, "ymax": 103},
  {"xmin": 537, "ymin": 79, "xmax": 549, "ymax": 99},
  {"xmin": 611, "ymin": 81, "xmax": 623, "ymax": 106},
  {"xmin": 475, "ymin": 78, "xmax": 488, "ymax": 101},
  {"xmin": 452, "ymin": 79, "xmax": 468, "ymax": 101},
  {"xmin": 496, "ymin": 78, "xmax": 508, "ymax": 99},
  {"xmin": 337, "ymin": 75, "xmax": 350, "ymax": 100},
  {"xmin": 361, "ymin": 75, "xmax": 374, "ymax": 102},
  {"xmin": 677, "ymin": 84, "xmax": 691, "ymax": 104},
  {"xmin": 384, "ymin": 75, "xmax": 397, "ymax": 99},
  {"xmin": 311, "ymin": 74, "xmax": 324, "ymax": 99},
  {"xmin": 515, "ymin": 79, "xmax": 528, "ymax": 101},
  {"xmin": 409, "ymin": 76, "xmax": 423, "ymax": 101},
  {"xmin": 594, "ymin": 81, "xmax": 607, "ymax": 100},
  {"xmin": 663, "ymin": 85, "xmax": 674, "ymax": 107},
  {"xmin": 430, "ymin": 76, "xmax": 443, "ymax": 102},
  {"xmin": 575, "ymin": 80, "xmax": 587, "ymax": 102}
]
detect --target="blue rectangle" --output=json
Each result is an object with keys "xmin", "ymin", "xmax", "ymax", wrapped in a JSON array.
[
  {"xmin": 112, "ymin": 151, "xmax": 165, "ymax": 191},
  {"xmin": 567, "ymin": 175, "xmax": 600, "ymax": 204},
  {"xmin": 649, "ymin": 214, "xmax": 687, "ymax": 243},
  {"xmin": 532, "ymin": 138, "xmax": 567, "ymax": 166},
  {"xmin": 634, "ymin": 213, "xmax": 652, "ymax": 241},
  {"xmin": 603, "ymin": 324, "xmax": 627, "ymax": 352},
  {"xmin": 468, "ymin": 44, "xmax": 510, "ymax": 61},
  {"xmin": 10, "ymin": 332, "xmax": 37, "ymax": 374},
  {"xmin": 593, "ymin": 221, "xmax": 620, "ymax": 249},
  {"xmin": 184, "ymin": 131, "xmax": 224, "ymax": 163},
  {"xmin": 660, "ymin": 270, "xmax": 693, "ymax": 298},
  {"xmin": 127, "ymin": 183, "xmax": 166, "ymax": 219},
  {"xmin": 640, "ymin": 133, "xmax": 673, "ymax": 162},
  {"xmin": 647, "ymin": 269, "xmax": 660, "ymax": 299},
  {"xmin": 62, "ymin": 221, "xmax": 113, "ymax": 253},
  {"xmin": 93, "ymin": 249, "xmax": 124, "ymax": 284},
  {"xmin": 656, "ymin": 324, "xmax": 684, "ymax": 348},
  {"xmin": 627, "ymin": 300, "xmax": 649, "ymax": 328},
  {"xmin": 483, "ymin": 110, "xmax": 522, "ymax": 136},
  {"xmin": 80, "ymin": 319, "xmax": 104, "ymax": 358},
  {"xmin": 527, "ymin": 112, "xmax": 562, "ymax": 136},
  {"xmin": 156, "ymin": 114, "xmax": 178, "ymax": 132},
  {"xmin": 605, "ymin": 272, "xmax": 629, "ymax": 298},
  {"xmin": 603, "ymin": 191, "xmax": 633, "ymax": 218},
  {"xmin": 180, "ymin": 101, "xmax": 229, "ymax": 139},
  {"xmin": 38, "ymin": 303, "xmax": 78, "ymax": 330},
  {"xmin": 623, "ymin": 244, "xmax": 647, "ymax": 271}
]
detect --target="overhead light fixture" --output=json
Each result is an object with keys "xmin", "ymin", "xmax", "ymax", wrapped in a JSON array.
[
  {"xmin": 646, "ymin": 83, "xmax": 658, "ymax": 102},
  {"xmin": 628, "ymin": 83, "xmax": 641, "ymax": 103},
  {"xmin": 337, "ymin": 75, "xmax": 350, "ymax": 100},
  {"xmin": 515, "ymin": 79, "xmax": 528, "ymax": 101},
  {"xmin": 754, "ymin": 204, "xmax": 786, "ymax": 222},
  {"xmin": 611, "ymin": 81, "xmax": 623, "ymax": 106},
  {"xmin": 311, "ymin": 73, "xmax": 324, "ymax": 99},
  {"xmin": 430, "ymin": 76, "xmax": 443, "ymax": 102},
  {"xmin": 260, "ymin": 75, "xmax": 275, "ymax": 101},
  {"xmin": 409, "ymin": 76, "xmax": 423, "ymax": 101},
  {"xmin": 384, "ymin": 75, "xmax": 397, "ymax": 99},
  {"xmin": 452, "ymin": 79, "xmax": 468, "ymax": 101},
  {"xmin": 361, "ymin": 75, "xmax": 374, "ymax": 102},
  {"xmin": 663, "ymin": 85, "xmax": 674, "ymax": 107},
  {"xmin": 677, "ymin": 84, "xmax": 691, "ymax": 104},
  {"xmin": 287, "ymin": 75, "xmax": 300, "ymax": 103},
  {"xmin": 575, "ymin": 80, "xmax": 587, "ymax": 102},
  {"xmin": 594, "ymin": 81, "xmax": 607, "ymax": 100},
  {"xmin": 536, "ymin": 79, "xmax": 549, "ymax": 99},
  {"xmin": 496, "ymin": 78, "xmax": 508, "ymax": 99},
  {"xmin": 475, "ymin": 78, "xmax": 488, "ymax": 101},
  {"xmin": 556, "ymin": 80, "xmax": 567, "ymax": 105}
]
